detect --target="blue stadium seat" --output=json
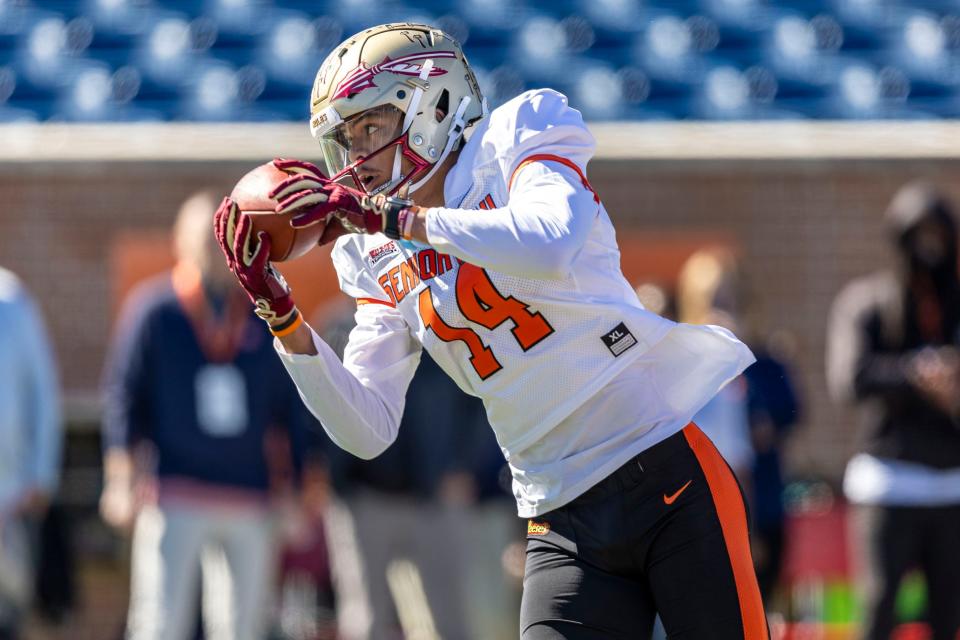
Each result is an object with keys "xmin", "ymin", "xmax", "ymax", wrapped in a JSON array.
[
  {"xmin": 206, "ymin": 0, "xmax": 273, "ymax": 38},
  {"xmin": 252, "ymin": 11, "xmax": 327, "ymax": 86},
  {"xmin": 633, "ymin": 14, "xmax": 724, "ymax": 107},
  {"xmin": 472, "ymin": 64, "xmax": 528, "ymax": 111},
  {"xmin": 881, "ymin": 12, "xmax": 960, "ymax": 88},
  {"xmin": 509, "ymin": 15, "xmax": 577, "ymax": 84},
  {"xmin": 176, "ymin": 61, "xmax": 243, "ymax": 120},
  {"xmin": 558, "ymin": 62, "xmax": 625, "ymax": 120},
  {"xmin": 0, "ymin": 65, "xmax": 42, "ymax": 121},
  {"xmin": 760, "ymin": 13, "xmax": 859, "ymax": 116},
  {"xmin": 703, "ymin": 0, "xmax": 779, "ymax": 53},
  {"xmin": 0, "ymin": 0, "xmax": 955, "ymax": 121},
  {"xmin": 0, "ymin": 104, "xmax": 40, "ymax": 122},
  {"xmin": 827, "ymin": 0, "xmax": 907, "ymax": 50},
  {"xmin": 83, "ymin": 0, "xmax": 157, "ymax": 49},
  {"xmin": 50, "ymin": 65, "xmax": 167, "ymax": 122},
  {"xmin": 814, "ymin": 61, "xmax": 939, "ymax": 119},
  {"xmin": 618, "ymin": 102, "xmax": 683, "ymax": 120},
  {"xmin": 690, "ymin": 64, "xmax": 810, "ymax": 120},
  {"xmin": 574, "ymin": 0, "xmax": 649, "ymax": 40}
]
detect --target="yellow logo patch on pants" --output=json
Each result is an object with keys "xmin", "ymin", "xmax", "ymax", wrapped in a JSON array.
[{"xmin": 527, "ymin": 520, "xmax": 550, "ymax": 536}]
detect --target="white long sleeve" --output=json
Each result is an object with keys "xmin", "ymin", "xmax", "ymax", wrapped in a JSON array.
[
  {"xmin": 274, "ymin": 303, "xmax": 421, "ymax": 459},
  {"xmin": 425, "ymin": 158, "xmax": 600, "ymax": 280}
]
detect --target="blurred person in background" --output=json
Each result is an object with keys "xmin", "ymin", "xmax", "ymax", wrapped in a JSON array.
[
  {"xmin": 0, "ymin": 267, "xmax": 62, "ymax": 640},
  {"xmin": 827, "ymin": 182, "xmax": 960, "ymax": 640},
  {"xmin": 678, "ymin": 248, "xmax": 802, "ymax": 609},
  {"xmin": 275, "ymin": 487, "xmax": 337, "ymax": 640},
  {"xmin": 273, "ymin": 448, "xmax": 337, "ymax": 640},
  {"xmin": 633, "ymin": 281, "xmax": 674, "ymax": 320},
  {"xmin": 317, "ymin": 300, "xmax": 518, "ymax": 640},
  {"xmin": 100, "ymin": 192, "xmax": 321, "ymax": 640},
  {"xmin": 677, "ymin": 249, "xmax": 755, "ymax": 487},
  {"xmin": 742, "ymin": 330, "xmax": 801, "ymax": 609}
]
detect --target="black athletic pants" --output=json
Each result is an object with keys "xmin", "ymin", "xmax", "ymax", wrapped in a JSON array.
[{"xmin": 520, "ymin": 423, "xmax": 768, "ymax": 639}]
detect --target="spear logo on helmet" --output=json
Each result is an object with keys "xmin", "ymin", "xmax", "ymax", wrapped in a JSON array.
[{"xmin": 332, "ymin": 51, "xmax": 456, "ymax": 101}]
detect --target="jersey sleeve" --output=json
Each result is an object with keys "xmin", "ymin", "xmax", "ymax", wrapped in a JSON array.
[
  {"xmin": 424, "ymin": 89, "xmax": 601, "ymax": 279},
  {"xmin": 331, "ymin": 236, "xmax": 393, "ymax": 304},
  {"xmin": 490, "ymin": 88, "xmax": 597, "ymax": 184},
  {"xmin": 274, "ymin": 287, "xmax": 421, "ymax": 460}
]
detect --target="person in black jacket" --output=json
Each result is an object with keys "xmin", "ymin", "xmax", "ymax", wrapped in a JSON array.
[{"xmin": 827, "ymin": 181, "xmax": 960, "ymax": 640}]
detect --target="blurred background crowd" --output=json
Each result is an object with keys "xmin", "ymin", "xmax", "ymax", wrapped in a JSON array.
[{"xmin": 2, "ymin": 1, "xmax": 960, "ymax": 640}]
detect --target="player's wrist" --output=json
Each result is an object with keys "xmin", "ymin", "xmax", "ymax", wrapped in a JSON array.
[
  {"xmin": 267, "ymin": 306, "xmax": 303, "ymax": 337},
  {"xmin": 408, "ymin": 206, "xmax": 429, "ymax": 243},
  {"xmin": 396, "ymin": 207, "xmax": 416, "ymax": 240},
  {"xmin": 376, "ymin": 195, "xmax": 415, "ymax": 240}
]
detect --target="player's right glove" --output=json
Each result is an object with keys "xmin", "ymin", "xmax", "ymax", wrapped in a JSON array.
[
  {"xmin": 269, "ymin": 158, "xmax": 415, "ymax": 240},
  {"xmin": 214, "ymin": 197, "xmax": 302, "ymax": 335}
]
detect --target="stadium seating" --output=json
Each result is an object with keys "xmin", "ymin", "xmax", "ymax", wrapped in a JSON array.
[{"xmin": 0, "ymin": 0, "xmax": 958, "ymax": 121}]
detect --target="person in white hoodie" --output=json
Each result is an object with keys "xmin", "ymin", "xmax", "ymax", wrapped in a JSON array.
[{"xmin": 215, "ymin": 23, "xmax": 765, "ymax": 640}]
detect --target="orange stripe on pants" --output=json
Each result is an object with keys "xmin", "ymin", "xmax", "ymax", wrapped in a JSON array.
[{"xmin": 683, "ymin": 423, "xmax": 768, "ymax": 639}]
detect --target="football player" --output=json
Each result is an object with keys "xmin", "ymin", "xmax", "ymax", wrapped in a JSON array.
[{"xmin": 215, "ymin": 23, "xmax": 767, "ymax": 640}]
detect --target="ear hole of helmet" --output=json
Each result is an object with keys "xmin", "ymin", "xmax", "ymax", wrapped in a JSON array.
[{"xmin": 435, "ymin": 89, "xmax": 450, "ymax": 122}]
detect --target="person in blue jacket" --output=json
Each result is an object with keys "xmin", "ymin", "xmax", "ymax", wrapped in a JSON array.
[{"xmin": 100, "ymin": 191, "xmax": 321, "ymax": 640}]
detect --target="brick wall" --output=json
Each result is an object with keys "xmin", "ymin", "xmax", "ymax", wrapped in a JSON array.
[{"xmin": 2, "ymin": 158, "xmax": 959, "ymax": 480}]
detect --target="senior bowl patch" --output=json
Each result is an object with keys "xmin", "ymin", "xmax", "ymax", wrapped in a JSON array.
[
  {"xmin": 368, "ymin": 241, "xmax": 399, "ymax": 267},
  {"xmin": 527, "ymin": 520, "xmax": 550, "ymax": 536}
]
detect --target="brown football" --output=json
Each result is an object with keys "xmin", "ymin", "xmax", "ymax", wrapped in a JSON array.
[{"xmin": 229, "ymin": 162, "xmax": 325, "ymax": 262}]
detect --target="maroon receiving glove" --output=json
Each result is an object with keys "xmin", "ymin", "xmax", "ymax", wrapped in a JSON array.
[
  {"xmin": 269, "ymin": 158, "xmax": 414, "ymax": 240},
  {"xmin": 214, "ymin": 197, "xmax": 297, "ymax": 327}
]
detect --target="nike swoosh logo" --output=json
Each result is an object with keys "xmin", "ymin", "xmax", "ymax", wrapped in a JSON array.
[{"xmin": 663, "ymin": 480, "xmax": 692, "ymax": 505}]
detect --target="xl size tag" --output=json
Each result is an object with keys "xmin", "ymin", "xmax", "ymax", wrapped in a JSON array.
[{"xmin": 601, "ymin": 322, "xmax": 637, "ymax": 357}]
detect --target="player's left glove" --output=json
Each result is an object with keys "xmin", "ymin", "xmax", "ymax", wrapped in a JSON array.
[
  {"xmin": 214, "ymin": 197, "xmax": 299, "ymax": 332},
  {"xmin": 270, "ymin": 158, "xmax": 415, "ymax": 240}
]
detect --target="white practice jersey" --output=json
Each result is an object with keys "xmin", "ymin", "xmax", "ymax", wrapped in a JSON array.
[{"xmin": 278, "ymin": 89, "xmax": 755, "ymax": 515}]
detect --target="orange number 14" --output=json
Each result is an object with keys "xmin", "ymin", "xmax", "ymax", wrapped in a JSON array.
[{"xmin": 418, "ymin": 263, "xmax": 554, "ymax": 379}]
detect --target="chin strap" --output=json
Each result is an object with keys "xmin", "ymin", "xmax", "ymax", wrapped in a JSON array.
[
  {"xmin": 390, "ymin": 145, "xmax": 403, "ymax": 189},
  {"xmin": 401, "ymin": 58, "xmax": 433, "ymax": 134},
  {"xmin": 388, "ymin": 59, "xmax": 435, "ymax": 191},
  {"xmin": 408, "ymin": 95, "xmax": 471, "ymax": 194}
]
